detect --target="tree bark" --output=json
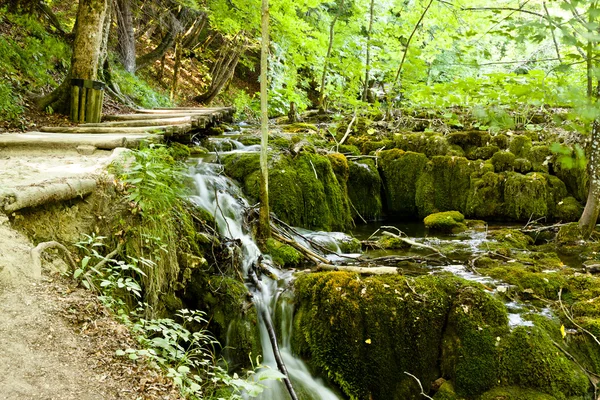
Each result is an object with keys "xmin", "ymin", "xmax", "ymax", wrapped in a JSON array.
[
  {"xmin": 136, "ymin": 18, "xmax": 178, "ymax": 71},
  {"xmin": 115, "ymin": 0, "xmax": 136, "ymax": 73},
  {"xmin": 170, "ymin": 34, "xmax": 183, "ymax": 101},
  {"xmin": 35, "ymin": 0, "xmax": 108, "ymax": 114},
  {"xmin": 258, "ymin": 0, "xmax": 271, "ymax": 239},
  {"xmin": 579, "ymin": 118, "xmax": 600, "ymax": 238}
]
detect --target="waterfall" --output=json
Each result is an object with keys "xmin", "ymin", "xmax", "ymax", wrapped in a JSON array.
[{"xmin": 190, "ymin": 152, "xmax": 340, "ymax": 400}]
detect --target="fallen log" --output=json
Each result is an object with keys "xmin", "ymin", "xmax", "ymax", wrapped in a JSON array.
[
  {"xmin": 40, "ymin": 126, "xmax": 169, "ymax": 134},
  {"xmin": 316, "ymin": 263, "xmax": 401, "ymax": 275},
  {"xmin": 82, "ymin": 116, "xmax": 192, "ymax": 127},
  {"xmin": 0, "ymin": 132, "xmax": 163, "ymax": 150},
  {"xmin": 2, "ymin": 178, "xmax": 97, "ymax": 213}
]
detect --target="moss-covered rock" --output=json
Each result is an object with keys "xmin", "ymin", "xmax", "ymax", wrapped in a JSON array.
[
  {"xmin": 424, "ymin": 211, "xmax": 467, "ymax": 233},
  {"xmin": 509, "ymin": 135, "xmax": 532, "ymax": 158},
  {"xmin": 491, "ymin": 151, "xmax": 516, "ymax": 172},
  {"xmin": 447, "ymin": 131, "xmax": 491, "ymax": 148},
  {"xmin": 433, "ymin": 381, "xmax": 461, "ymax": 400},
  {"xmin": 491, "ymin": 133, "xmax": 510, "ymax": 149},
  {"xmin": 222, "ymin": 151, "xmax": 352, "ymax": 231},
  {"xmin": 377, "ymin": 235, "xmax": 411, "ymax": 249},
  {"xmin": 487, "ymin": 229, "xmax": 534, "ymax": 249},
  {"xmin": 556, "ymin": 222, "xmax": 583, "ymax": 246},
  {"xmin": 263, "ymin": 238, "xmax": 302, "ymax": 267},
  {"xmin": 466, "ymin": 145, "xmax": 499, "ymax": 161},
  {"xmin": 394, "ymin": 132, "xmax": 450, "ymax": 157},
  {"xmin": 555, "ymin": 197, "xmax": 583, "ymax": 222},
  {"xmin": 514, "ymin": 158, "xmax": 532, "ymax": 174},
  {"xmin": 529, "ymin": 145, "xmax": 551, "ymax": 172},
  {"xmin": 282, "ymin": 123, "xmax": 319, "ymax": 133},
  {"xmin": 415, "ymin": 156, "xmax": 478, "ymax": 217},
  {"xmin": 379, "ymin": 149, "xmax": 429, "ymax": 218},
  {"xmin": 553, "ymin": 155, "xmax": 588, "ymax": 202},
  {"xmin": 504, "ymin": 172, "xmax": 547, "ymax": 220},
  {"xmin": 480, "ymin": 386, "xmax": 557, "ymax": 400},
  {"xmin": 466, "ymin": 172, "xmax": 504, "ymax": 219},
  {"xmin": 347, "ymin": 159, "xmax": 383, "ymax": 221}
]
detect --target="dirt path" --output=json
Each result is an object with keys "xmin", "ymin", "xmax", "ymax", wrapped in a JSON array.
[{"xmin": 0, "ymin": 161, "xmax": 181, "ymax": 399}]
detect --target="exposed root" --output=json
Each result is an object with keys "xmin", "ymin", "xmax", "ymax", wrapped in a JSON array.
[{"xmin": 30, "ymin": 241, "xmax": 78, "ymax": 279}]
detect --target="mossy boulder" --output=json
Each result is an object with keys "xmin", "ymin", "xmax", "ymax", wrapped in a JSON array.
[
  {"xmin": 491, "ymin": 151, "xmax": 516, "ymax": 172},
  {"xmin": 447, "ymin": 131, "xmax": 491, "ymax": 148},
  {"xmin": 415, "ymin": 156, "xmax": 478, "ymax": 217},
  {"xmin": 509, "ymin": 135, "xmax": 532, "ymax": 158},
  {"xmin": 553, "ymin": 155, "xmax": 588, "ymax": 202},
  {"xmin": 487, "ymin": 229, "xmax": 534, "ymax": 250},
  {"xmin": 466, "ymin": 145, "xmax": 499, "ymax": 161},
  {"xmin": 466, "ymin": 172, "xmax": 504, "ymax": 219},
  {"xmin": 504, "ymin": 172, "xmax": 548, "ymax": 220},
  {"xmin": 514, "ymin": 158, "xmax": 532, "ymax": 174},
  {"xmin": 480, "ymin": 386, "xmax": 558, "ymax": 400},
  {"xmin": 529, "ymin": 145, "xmax": 551, "ymax": 172},
  {"xmin": 555, "ymin": 197, "xmax": 583, "ymax": 222},
  {"xmin": 556, "ymin": 222, "xmax": 584, "ymax": 246},
  {"xmin": 377, "ymin": 234, "xmax": 410, "ymax": 249},
  {"xmin": 424, "ymin": 211, "xmax": 467, "ymax": 233},
  {"xmin": 491, "ymin": 133, "xmax": 510, "ymax": 149},
  {"xmin": 379, "ymin": 149, "xmax": 429, "ymax": 218},
  {"xmin": 263, "ymin": 238, "xmax": 302, "ymax": 267},
  {"xmin": 282, "ymin": 123, "xmax": 319, "ymax": 133},
  {"xmin": 222, "ymin": 151, "xmax": 352, "ymax": 231},
  {"xmin": 347, "ymin": 159, "xmax": 383, "ymax": 221},
  {"xmin": 394, "ymin": 132, "xmax": 450, "ymax": 157}
]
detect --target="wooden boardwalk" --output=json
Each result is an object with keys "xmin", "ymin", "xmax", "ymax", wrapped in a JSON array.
[{"xmin": 0, "ymin": 107, "xmax": 233, "ymax": 151}]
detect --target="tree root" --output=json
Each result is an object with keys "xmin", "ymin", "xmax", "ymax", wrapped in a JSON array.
[
  {"xmin": 30, "ymin": 241, "xmax": 78, "ymax": 279},
  {"xmin": 2, "ymin": 179, "xmax": 97, "ymax": 213}
]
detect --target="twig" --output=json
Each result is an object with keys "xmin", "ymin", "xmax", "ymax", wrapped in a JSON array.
[
  {"xmin": 403, "ymin": 372, "xmax": 434, "ymax": 400},
  {"xmin": 339, "ymin": 109, "xmax": 358, "ymax": 146},
  {"xmin": 558, "ymin": 288, "xmax": 600, "ymax": 347},
  {"xmin": 30, "ymin": 241, "xmax": 78, "ymax": 279},
  {"xmin": 349, "ymin": 199, "xmax": 367, "ymax": 224},
  {"xmin": 93, "ymin": 242, "xmax": 123, "ymax": 272}
]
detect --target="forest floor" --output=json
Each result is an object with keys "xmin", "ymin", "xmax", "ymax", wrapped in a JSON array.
[{"xmin": 0, "ymin": 149, "xmax": 181, "ymax": 399}]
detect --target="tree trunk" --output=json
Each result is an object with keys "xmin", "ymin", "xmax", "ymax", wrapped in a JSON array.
[
  {"xmin": 170, "ymin": 34, "xmax": 183, "ymax": 101},
  {"xmin": 258, "ymin": 0, "xmax": 271, "ymax": 239},
  {"xmin": 579, "ymin": 118, "xmax": 600, "ymax": 238},
  {"xmin": 362, "ymin": 0, "xmax": 375, "ymax": 102},
  {"xmin": 115, "ymin": 0, "xmax": 136, "ymax": 73},
  {"xmin": 36, "ymin": 0, "xmax": 108, "ymax": 114},
  {"xmin": 136, "ymin": 18, "xmax": 177, "ymax": 71},
  {"xmin": 318, "ymin": 0, "xmax": 345, "ymax": 112},
  {"xmin": 193, "ymin": 37, "xmax": 245, "ymax": 104}
]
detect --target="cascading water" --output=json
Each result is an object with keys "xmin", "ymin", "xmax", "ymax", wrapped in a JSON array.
[{"xmin": 189, "ymin": 146, "xmax": 339, "ymax": 400}]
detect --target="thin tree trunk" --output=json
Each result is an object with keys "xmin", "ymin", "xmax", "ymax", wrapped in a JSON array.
[
  {"xmin": 258, "ymin": 0, "xmax": 271, "ymax": 239},
  {"xmin": 580, "ymin": 82, "xmax": 600, "ymax": 238},
  {"xmin": 36, "ymin": 0, "xmax": 108, "ymax": 114},
  {"xmin": 362, "ymin": 0, "xmax": 375, "ymax": 102},
  {"xmin": 170, "ymin": 34, "xmax": 183, "ymax": 101},
  {"xmin": 318, "ymin": 0, "xmax": 345, "ymax": 112},
  {"xmin": 115, "ymin": 0, "xmax": 136, "ymax": 73},
  {"xmin": 136, "ymin": 20, "xmax": 177, "ymax": 71}
]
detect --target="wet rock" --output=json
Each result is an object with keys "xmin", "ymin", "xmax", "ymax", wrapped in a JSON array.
[{"xmin": 424, "ymin": 211, "xmax": 467, "ymax": 233}]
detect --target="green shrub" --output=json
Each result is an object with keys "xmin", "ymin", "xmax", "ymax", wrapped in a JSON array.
[{"xmin": 111, "ymin": 65, "xmax": 172, "ymax": 109}]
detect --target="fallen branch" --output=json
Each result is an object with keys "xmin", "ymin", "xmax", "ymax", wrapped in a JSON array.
[
  {"xmin": 2, "ymin": 179, "xmax": 97, "ymax": 213},
  {"xmin": 404, "ymin": 372, "xmax": 434, "ymax": 400},
  {"xmin": 316, "ymin": 263, "xmax": 400, "ymax": 275},
  {"xmin": 272, "ymin": 231, "xmax": 329, "ymax": 265},
  {"xmin": 338, "ymin": 109, "xmax": 358, "ymax": 146},
  {"xmin": 30, "ymin": 241, "xmax": 78, "ymax": 279}
]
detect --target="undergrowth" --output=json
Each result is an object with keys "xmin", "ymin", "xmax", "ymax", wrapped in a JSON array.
[{"xmin": 111, "ymin": 64, "xmax": 173, "ymax": 109}]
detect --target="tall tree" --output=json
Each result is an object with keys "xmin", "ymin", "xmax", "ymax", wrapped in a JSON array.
[
  {"xmin": 318, "ymin": 0, "xmax": 346, "ymax": 112},
  {"xmin": 362, "ymin": 0, "xmax": 375, "ymax": 102},
  {"xmin": 36, "ymin": 0, "xmax": 109, "ymax": 114},
  {"xmin": 115, "ymin": 0, "xmax": 136, "ymax": 73},
  {"xmin": 258, "ymin": 0, "xmax": 271, "ymax": 239}
]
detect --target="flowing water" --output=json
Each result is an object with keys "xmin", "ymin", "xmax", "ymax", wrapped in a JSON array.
[
  {"xmin": 188, "ymin": 137, "xmax": 555, "ymax": 398},
  {"xmin": 189, "ymin": 151, "xmax": 340, "ymax": 399}
]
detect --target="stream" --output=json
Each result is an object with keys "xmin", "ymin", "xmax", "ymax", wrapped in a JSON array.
[{"xmin": 189, "ymin": 136, "xmax": 557, "ymax": 399}]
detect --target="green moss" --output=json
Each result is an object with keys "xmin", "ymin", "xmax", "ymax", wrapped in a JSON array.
[
  {"xmin": 441, "ymin": 287, "xmax": 509, "ymax": 397},
  {"xmin": 223, "ymin": 151, "xmax": 352, "ymax": 231},
  {"xmin": 293, "ymin": 272, "xmax": 459, "ymax": 399},
  {"xmin": 492, "ymin": 134, "xmax": 510, "ymax": 149},
  {"xmin": 264, "ymin": 238, "xmax": 303, "ymax": 267},
  {"xmin": 509, "ymin": 135, "xmax": 532, "ymax": 158},
  {"xmin": 379, "ymin": 150, "xmax": 429, "ymax": 218},
  {"xmin": 447, "ymin": 131, "xmax": 491, "ymax": 148},
  {"xmin": 556, "ymin": 222, "xmax": 583, "ymax": 246},
  {"xmin": 514, "ymin": 158, "xmax": 532, "ymax": 174},
  {"xmin": 498, "ymin": 326, "xmax": 589, "ymax": 398},
  {"xmin": 529, "ymin": 145, "xmax": 551, "ymax": 172},
  {"xmin": 504, "ymin": 172, "xmax": 548, "ymax": 221},
  {"xmin": 433, "ymin": 381, "xmax": 461, "ymax": 400},
  {"xmin": 424, "ymin": 211, "xmax": 467, "ymax": 233},
  {"xmin": 347, "ymin": 159, "xmax": 383, "ymax": 221},
  {"xmin": 394, "ymin": 132, "xmax": 450, "ymax": 157},
  {"xmin": 542, "ymin": 174, "xmax": 569, "ymax": 220},
  {"xmin": 466, "ymin": 172, "xmax": 504, "ymax": 219},
  {"xmin": 480, "ymin": 386, "xmax": 557, "ymax": 400},
  {"xmin": 282, "ymin": 123, "xmax": 319, "ymax": 133},
  {"xmin": 487, "ymin": 229, "xmax": 534, "ymax": 249},
  {"xmin": 491, "ymin": 151, "xmax": 516, "ymax": 172},
  {"xmin": 553, "ymin": 156, "xmax": 588, "ymax": 202},
  {"xmin": 467, "ymin": 145, "xmax": 499, "ymax": 161},
  {"xmin": 555, "ymin": 197, "xmax": 583, "ymax": 222},
  {"xmin": 448, "ymin": 145, "xmax": 466, "ymax": 157},
  {"xmin": 377, "ymin": 235, "xmax": 410, "ymax": 249},
  {"xmin": 338, "ymin": 144, "xmax": 361, "ymax": 155},
  {"xmin": 415, "ymin": 156, "xmax": 478, "ymax": 217}
]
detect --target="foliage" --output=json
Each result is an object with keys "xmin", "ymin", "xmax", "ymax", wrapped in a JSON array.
[{"xmin": 111, "ymin": 65, "xmax": 172, "ymax": 109}]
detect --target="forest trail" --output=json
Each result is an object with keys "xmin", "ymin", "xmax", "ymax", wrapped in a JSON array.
[{"xmin": 0, "ymin": 108, "xmax": 230, "ymax": 399}]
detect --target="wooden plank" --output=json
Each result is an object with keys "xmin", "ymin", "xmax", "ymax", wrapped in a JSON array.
[
  {"xmin": 83, "ymin": 116, "xmax": 192, "ymax": 127},
  {"xmin": 103, "ymin": 113, "xmax": 219, "ymax": 121},
  {"xmin": 0, "ymin": 132, "xmax": 163, "ymax": 150},
  {"xmin": 40, "ymin": 126, "xmax": 169, "ymax": 134}
]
